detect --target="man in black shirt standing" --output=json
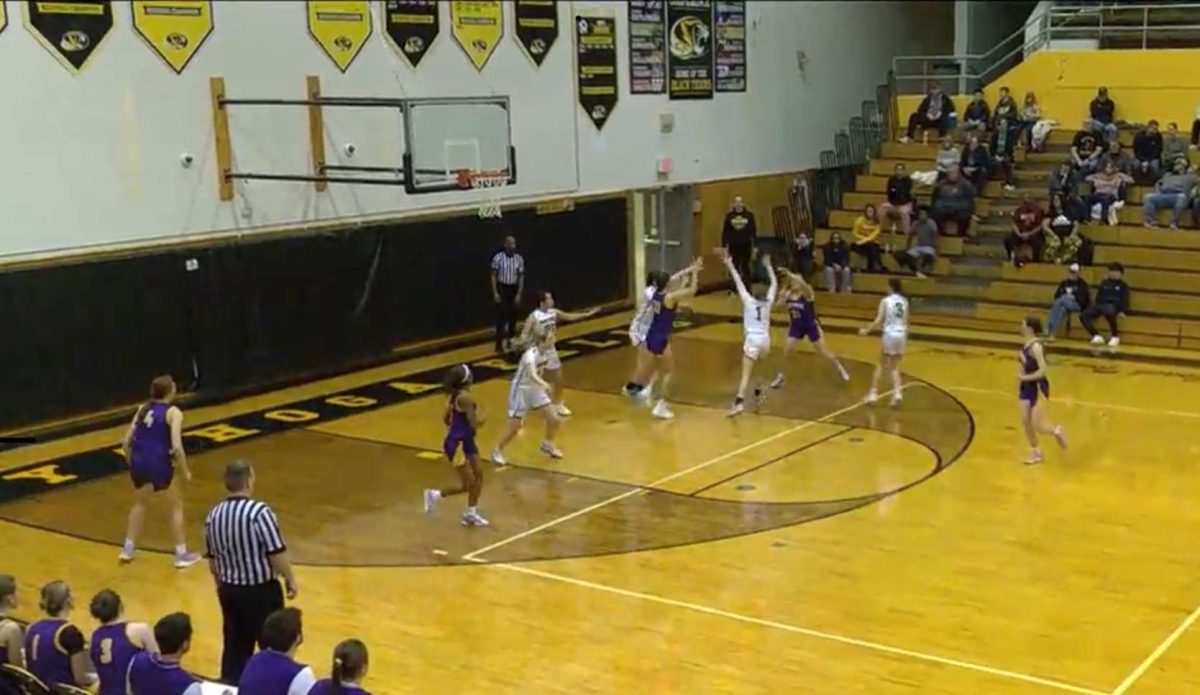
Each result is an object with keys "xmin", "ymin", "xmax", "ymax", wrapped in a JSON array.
[
  {"xmin": 1080, "ymin": 262, "xmax": 1130, "ymax": 347},
  {"xmin": 721, "ymin": 196, "xmax": 757, "ymax": 288}
]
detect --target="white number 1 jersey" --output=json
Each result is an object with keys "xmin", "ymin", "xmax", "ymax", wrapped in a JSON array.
[
  {"xmin": 741, "ymin": 287, "xmax": 775, "ymax": 339},
  {"xmin": 881, "ymin": 294, "xmax": 909, "ymax": 336}
]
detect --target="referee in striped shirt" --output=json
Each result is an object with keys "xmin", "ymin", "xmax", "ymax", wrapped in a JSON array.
[
  {"xmin": 491, "ymin": 235, "xmax": 525, "ymax": 354},
  {"xmin": 204, "ymin": 459, "xmax": 298, "ymax": 684}
]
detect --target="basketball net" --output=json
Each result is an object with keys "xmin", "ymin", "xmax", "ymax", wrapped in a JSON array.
[{"xmin": 457, "ymin": 169, "xmax": 507, "ymax": 219}]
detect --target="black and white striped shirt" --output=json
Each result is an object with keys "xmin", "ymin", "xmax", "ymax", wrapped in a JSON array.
[
  {"xmin": 203, "ymin": 496, "xmax": 286, "ymax": 586},
  {"xmin": 491, "ymin": 251, "xmax": 525, "ymax": 286}
]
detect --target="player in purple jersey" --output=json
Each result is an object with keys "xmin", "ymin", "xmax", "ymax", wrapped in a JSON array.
[
  {"xmin": 624, "ymin": 259, "xmax": 702, "ymax": 418},
  {"xmin": 89, "ymin": 589, "xmax": 157, "ymax": 695},
  {"xmin": 119, "ymin": 375, "xmax": 201, "ymax": 568},
  {"xmin": 309, "ymin": 638, "xmax": 372, "ymax": 695},
  {"xmin": 624, "ymin": 262, "xmax": 702, "ymax": 401},
  {"xmin": 25, "ymin": 581, "xmax": 93, "ymax": 690},
  {"xmin": 1017, "ymin": 316, "xmax": 1067, "ymax": 465},
  {"xmin": 126, "ymin": 613, "xmax": 202, "ymax": 695},
  {"xmin": 770, "ymin": 269, "xmax": 850, "ymax": 389},
  {"xmin": 424, "ymin": 365, "xmax": 489, "ymax": 527},
  {"xmin": 0, "ymin": 574, "xmax": 21, "ymax": 668}
]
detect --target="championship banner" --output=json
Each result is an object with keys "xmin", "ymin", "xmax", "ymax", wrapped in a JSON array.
[
  {"xmin": 131, "ymin": 1, "xmax": 213, "ymax": 74},
  {"xmin": 450, "ymin": 0, "xmax": 502, "ymax": 71},
  {"xmin": 24, "ymin": 0, "xmax": 115, "ymax": 73},
  {"xmin": 628, "ymin": 0, "xmax": 665, "ymax": 94},
  {"xmin": 513, "ymin": 0, "xmax": 556, "ymax": 67},
  {"xmin": 382, "ymin": 0, "xmax": 439, "ymax": 68},
  {"xmin": 666, "ymin": 0, "xmax": 713, "ymax": 100},
  {"xmin": 714, "ymin": 0, "xmax": 745, "ymax": 92},
  {"xmin": 575, "ymin": 14, "xmax": 617, "ymax": 131},
  {"xmin": 307, "ymin": 0, "xmax": 371, "ymax": 72}
]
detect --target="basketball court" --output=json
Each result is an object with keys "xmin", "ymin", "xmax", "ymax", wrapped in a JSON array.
[{"xmin": 4, "ymin": 296, "xmax": 1200, "ymax": 694}]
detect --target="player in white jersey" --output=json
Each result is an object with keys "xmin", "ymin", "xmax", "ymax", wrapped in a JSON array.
[
  {"xmin": 623, "ymin": 259, "xmax": 703, "ymax": 404},
  {"xmin": 859, "ymin": 278, "xmax": 909, "ymax": 406},
  {"xmin": 492, "ymin": 326, "xmax": 563, "ymax": 464},
  {"xmin": 719, "ymin": 247, "xmax": 777, "ymax": 417},
  {"xmin": 520, "ymin": 291, "xmax": 599, "ymax": 417}
]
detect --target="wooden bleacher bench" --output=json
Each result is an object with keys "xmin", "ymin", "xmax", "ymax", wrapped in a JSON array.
[
  {"xmin": 813, "ymin": 227, "xmax": 964, "ymax": 256},
  {"xmin": 999, "ymin": 263, "xmax": 1200, "ymax": 294},
  {"xmin": 841, "ymin": 190, "xmax": 994, "ymax": 215}
]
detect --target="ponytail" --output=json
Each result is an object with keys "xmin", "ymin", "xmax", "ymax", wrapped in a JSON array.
[
  {"xmin": 331, "ymin": 655, "xmax": 345, "ymax": 694},
  {"xmin": 329, "ymin": 638, "xmax": 368, "ymax": 693}
]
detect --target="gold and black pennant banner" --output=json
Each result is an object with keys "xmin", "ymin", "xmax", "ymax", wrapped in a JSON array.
[
  {"xmin": 575, "ymin": 14, "xmax": 617, "ymax": 131},
  {"xmin": 628, "ymin": 0, "xmax": 665, "ymax": 94},
  {"xmin": 24, "ymin": 0, "xmax": 115, "ymax": 73},
  {"xmin": 382, "ymin": 0, "xmax": 439, "ymax": 68},
  {"xmin": 307, "ymin": 0, "xmax": 372, "ymax": 72},
  {"xmin": 666, "ymin": 0, "xmax": 713, "ymax": 100},
  {"xmin": 131, "ymin": 1, "xmax": 213, "ymax": 74},
  {"xmin": 450, "ymin": 0, "xmax": 502, "ymax": 71},
  {"xmin": 513, "ymin": 0, "xmax": 556, "ymax": 67},
  {"xmin": 714, "ymin": 0, "xmax": 745, "ymax": 92}
]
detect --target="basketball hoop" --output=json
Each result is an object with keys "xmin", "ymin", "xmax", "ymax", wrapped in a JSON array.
[{"xmin": 457, "ymin": 169, "xmax": 508, "ymax": 219}]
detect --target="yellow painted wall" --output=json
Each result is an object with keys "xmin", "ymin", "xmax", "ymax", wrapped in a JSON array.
[{"xmin": 898, "ymin": 49, "xmax": 1200, "ymax": 128}]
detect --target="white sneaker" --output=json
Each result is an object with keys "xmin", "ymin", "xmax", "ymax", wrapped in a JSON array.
[
  {"xmin": 1108, "ymin": 336, "xmax": 1120, "ymax": 347},
  {"xmin": 540, "ymin": 441, "xmax": 564, "ymax": 459},
  {"xmin": 173, "ymin": 552, "xmax": 202, "ymax": 570},
  {"xmin": 865, "ymin": 390, "xmax": 878, "ymax": 405},
  {"xmin": 491, "ymin": 449, "xmax": 507, "ymax": 466},
  {"xmin": 726, "ymin": 401, "xmax": 745, "ymax": 417},
  {"xmin": 423, "ymin": 489, "xmax": 439, "ymax": 513},
  {"xmin": 652, "ymin": 401, "xmax": 675, "ymax": 419},
  {"xmin": 1090, "ymin": 335, "xmax": 1104, "ymax": 346},
  {"xmin": 890, "ymin": 393, "xmax": 903, "ymax": 407},
  {"xmin": 556, "ymin": 403, "xmax": 573, "ymax": 417},
  {"xmin": 1023, "ymin": 450, "xmax": 1044, "ymax": 465},
  {"xmin": 770, "ymin": 373, "xmax": 786, "ymax": 389},
  {"xmin": 461, "ymin": 511, "xmax": 490, "ymax": 527},
  {"xmin": 636, "ymin": 389, "xmax": 652, "ymax": 406},
  {"xmin": 118, "ymin": 551, "xmax": 134, "ymax": 565}
]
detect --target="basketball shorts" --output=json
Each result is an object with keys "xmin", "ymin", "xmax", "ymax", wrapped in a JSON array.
[
  {"xmin": 508, "ymin": 385, "xmax": 552, "ymax": 419},
  {"xmin": 743, "ymin": 334, "xmax": 771, "ymax": 360},
  {"xmin": 543, "ymin": 347, "xmax": 563, "ymax": 371},
  {"xmin": 130, "ymin": 463, "xmax": 174, "ymax": 492},
  {"xmin": 882, "ymin": 332, "xmax": 908, "ymax": 356}
]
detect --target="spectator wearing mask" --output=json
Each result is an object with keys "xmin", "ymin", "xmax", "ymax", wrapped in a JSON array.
[
  {"xmin": 1084, "ymin": 160, "xmax": 1133, "ymax": 226},
  {"xmin": 851, "ymin": 204, "xmax": 885, "ymax": 273},
  {"xmin": 961, "ymin": 89, "xmax": 991, "ymax": 134},
  {"xmin": 993, "ymin": 86, "xmax": 1018, "ymax": 126},
  {"xmin": 879, "ymin": 162, "xmax": 914, "ymax": 234},
  {"xmin": 1163, "ymin": 122, "xmax": 1189, "ymax": 170},
  {"xmin": 1071, "ymin": 123, "xmax": 1106, "ymax": 174},
  {"xmin": 1019, "ymin": 91, "xmax": 1043, "ymax": 150},
  {"xmin": 959, "ymin": 134, "xmax": 991, "ymax": 190},
  {"xmin": 1049, "ymin": 160, "xmax": 1080, "ymax": 199},
  {"xmin": 792, "ymin": 232, "xmax": 815, "ymax": 279},
  {"xmin": 935, "ymin": 136, "xmax": 961, "ymax": 181},
  {"xmin": 901, "ymin": 84, "xmax": 956, "ymax": 143},
  {"xmin": 991, "ymin": 115, "xmax": 1019, "ymax": 191},
  {"xmin": 1132, "ymin": 120, "xmax": 1163, "ymax": 182},
  {"xmin": 930, "ymin": 166, "xmax": 976, "ymax": 237},
  {"xmin": 1005, "ymin": 193, "xmax": 1045, "ymax": 267},
  {"xmin": 1105, "ymin": 139, "xmax": 1134, "ymax": 176},
  {"xmin": 1089, "ymin": 87, "xmax": 1118, "ymax": 140},
  {"xmin": 1042, "ymin": 208, "xmax": 1088, "ymax": 266},
  {"xmin": 823, "ymin": 232, "xmax": 851, "ymax": 293},
  {"xmin": 895, "ymin": 206, "xmax": 939, "ymax": 278},
  {"xmin": 1080, "ymin": 262, "xmax": 1130, "ymax": 347},
  {"xmin": 1143, "ymin": 157, "xmax": 1199, "ymax": 229},
  {"xmin": 1045, "ymin": 263, "xmax": 1090, "ymax": 340}
]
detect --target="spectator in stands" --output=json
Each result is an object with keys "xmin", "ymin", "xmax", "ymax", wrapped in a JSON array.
[
  {"xmin": 1143, "ymin": 157, "xmax": 1200, "ymax": 230},
  {"xmin": 90, "ymin": 589, "xmax": 157, "ymax": 695},
  {"xmin": 0, "ymin": 575, "xmax": 21, "ymax": 667},
  {"xmin": 1045, "ymin": 263, "xmax": 1090, "ymax": 340},
  {"xmin": 1105, "ymin": 139, "xmax": 1134, "ymax": 176},
  {"xmin": 930, "ymin": 166, "xmax": 976, "ymax": 237},
  {"xmin": 1132, "ymin": 120, "xmax": 1163, "ymax": 183},
  {"xmin": 990, "ymin": 115, "xmax": 1019, "ymax": 191},
  {"xmin": 238, "ymin": 607, "xmax": 316, "ymax": 695},
  {"xmin": 1163, "ymin": 122, "xmax": 1189, "ymax": 169},
  {"xmin": 792, "ymin": 231, "xmax": 815, "ymax": 279},
  {"xmin": 895, "ymin": 206, "xmax": 939, "ymax": 278},
  {"xmin": 1049, "ymin": 160, "xmax": 1080, "ymax": 199},
  {"xmin": 1005, "ymin": 193, "xmax": 1045, "ymax": 268},
  {"xmin": 310, "ymin": 639, "xmax": 371, "ymax": 695},
  {"xmin": 1019, "ymin": 91, "xmax": 1043, "ymax": 151},
  {"xmin": 851, "ymin": 204, "xmax": 885, "ymax": 273},
  {"xmin": 1081, "ymin": 262, "xmax": 1130, "ymax": 347},
  {"xmin": 901, "ymin": 84, "xmax": 956, "ymax": 143},
  {"xmin": 1192, "ymin": 102, "xmax": 1200, "ymax": 150},
  {"xmin": 25, "ymin": 581, "xmax": 93, "ymax": 690},
  {"xmin": 1047, "ymin": 191, "xmax": 1087, "ymax": 228},
  {"xmin": 961, "ymin": 89, "xmax": 991, "ymax": 134},
  {"xmin": 993, "ymin": 86, "xmax": 1018, "ymax": 126},
  {"xmin": 1084, "ymin": 160, "xmax": 1133, "ymax": 226},
  {"xmin": 1042, "ymin": 208, "xmax": 1088, "ymax": 266},
  {"xmin": 935, "ymin": 135, "xmax": 960, "ymax": 181},
  {"xmin": 880, "ymin": 162, "xmax": 914, "ymax": 234},
  {"xmin": 127, "ymin": 612, "xmax": 202, "ymax": 695},
  {"xmin": 1071, "ymin": 123, "xmax": 1106, "ymax": 175},
  {"xmin": 1088, "ymin": 87, "xmax": 1118, "ymax": 140},
  {"xmin": 822, "ymin": 232, "xmax": 851, "ymax": 293},
  {"xmin": 959, "ymin": 134, "xmax": 991, "ymax": 190}
]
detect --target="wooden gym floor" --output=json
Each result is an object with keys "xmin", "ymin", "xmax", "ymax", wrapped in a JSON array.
[{"xmin": 3, "ymin": 294, "xmax": 1200, "ymax": 694}]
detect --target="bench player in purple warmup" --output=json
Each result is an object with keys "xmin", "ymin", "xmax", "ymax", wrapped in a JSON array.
[
  {"xmin": 120, "ymin": 375, "xmax": 201, "ymax": 568},
  {"xmin": 89, "ymin": 589, "xmax": 157, "ymax": 695},
  {"xmin": 771, "ymin": 268, "xmax": 850, "ymax": 389},
  {"xmin": 309, "ymin": 638, "xmax": 372, "ymax": 694}
]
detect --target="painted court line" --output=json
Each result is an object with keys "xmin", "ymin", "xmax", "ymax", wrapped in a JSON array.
[
  {"xmin": 947, "ymin": 385, "xmax": 1200, "ymax": 420},
  {"xmin": 1111, "ymin": 601, "xmax": 1200, "ymax": 695},
  {"xmin": 463, "ymin": 384, "xmax": 917, "ymax": 562},
  {"xmin": 476, "ymin": 560, "xmax": 1106, "ymax": 695}
]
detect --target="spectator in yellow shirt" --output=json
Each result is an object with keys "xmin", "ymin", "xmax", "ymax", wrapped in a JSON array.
[{"xmin": 851, "ymin": 205, "xmax": 885, "ymax": 273}]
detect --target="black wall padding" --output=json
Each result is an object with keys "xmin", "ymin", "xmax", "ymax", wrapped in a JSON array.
[{"xmin": 0, "ymin": 197, "xmax": 628, "ymax": 431}]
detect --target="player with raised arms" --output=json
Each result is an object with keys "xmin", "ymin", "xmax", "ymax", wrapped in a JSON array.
[
  {"xmin": 624, "ymin": 258, "xmax": 703, "ymax": 419},
  {"xmin": 1017, "ymin": 315, "xmax": 1068, "ymax": 465},
  {"xmin": 770, "ymin": 267, "xmax": 850, "ymax": 388},
  {"xmin": 424, "ymin": 364, "xmax": 489, "ymax": 527},
  {"xmin": 624, "ymin": 262, "xmax": 703, "ymax": 402},
  {"xmin": 858, "ymin": 278, "xmax": 909, "ymax": 407},
  {"xmin": 521, "ymin": 291, "xmax": 600, "ymax": 417},
  {"xmin": 719, "ymin": 247, "xmax": 777, "ymax": 417}
]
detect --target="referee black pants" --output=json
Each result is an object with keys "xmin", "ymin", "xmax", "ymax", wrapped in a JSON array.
[
  {"xmin": 217, "ymin": 580, "xmax": 284, "ymax": 684},
  {"xmin": 495, "ymin": 283, "xmax": 519, "ymax": 352}
]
